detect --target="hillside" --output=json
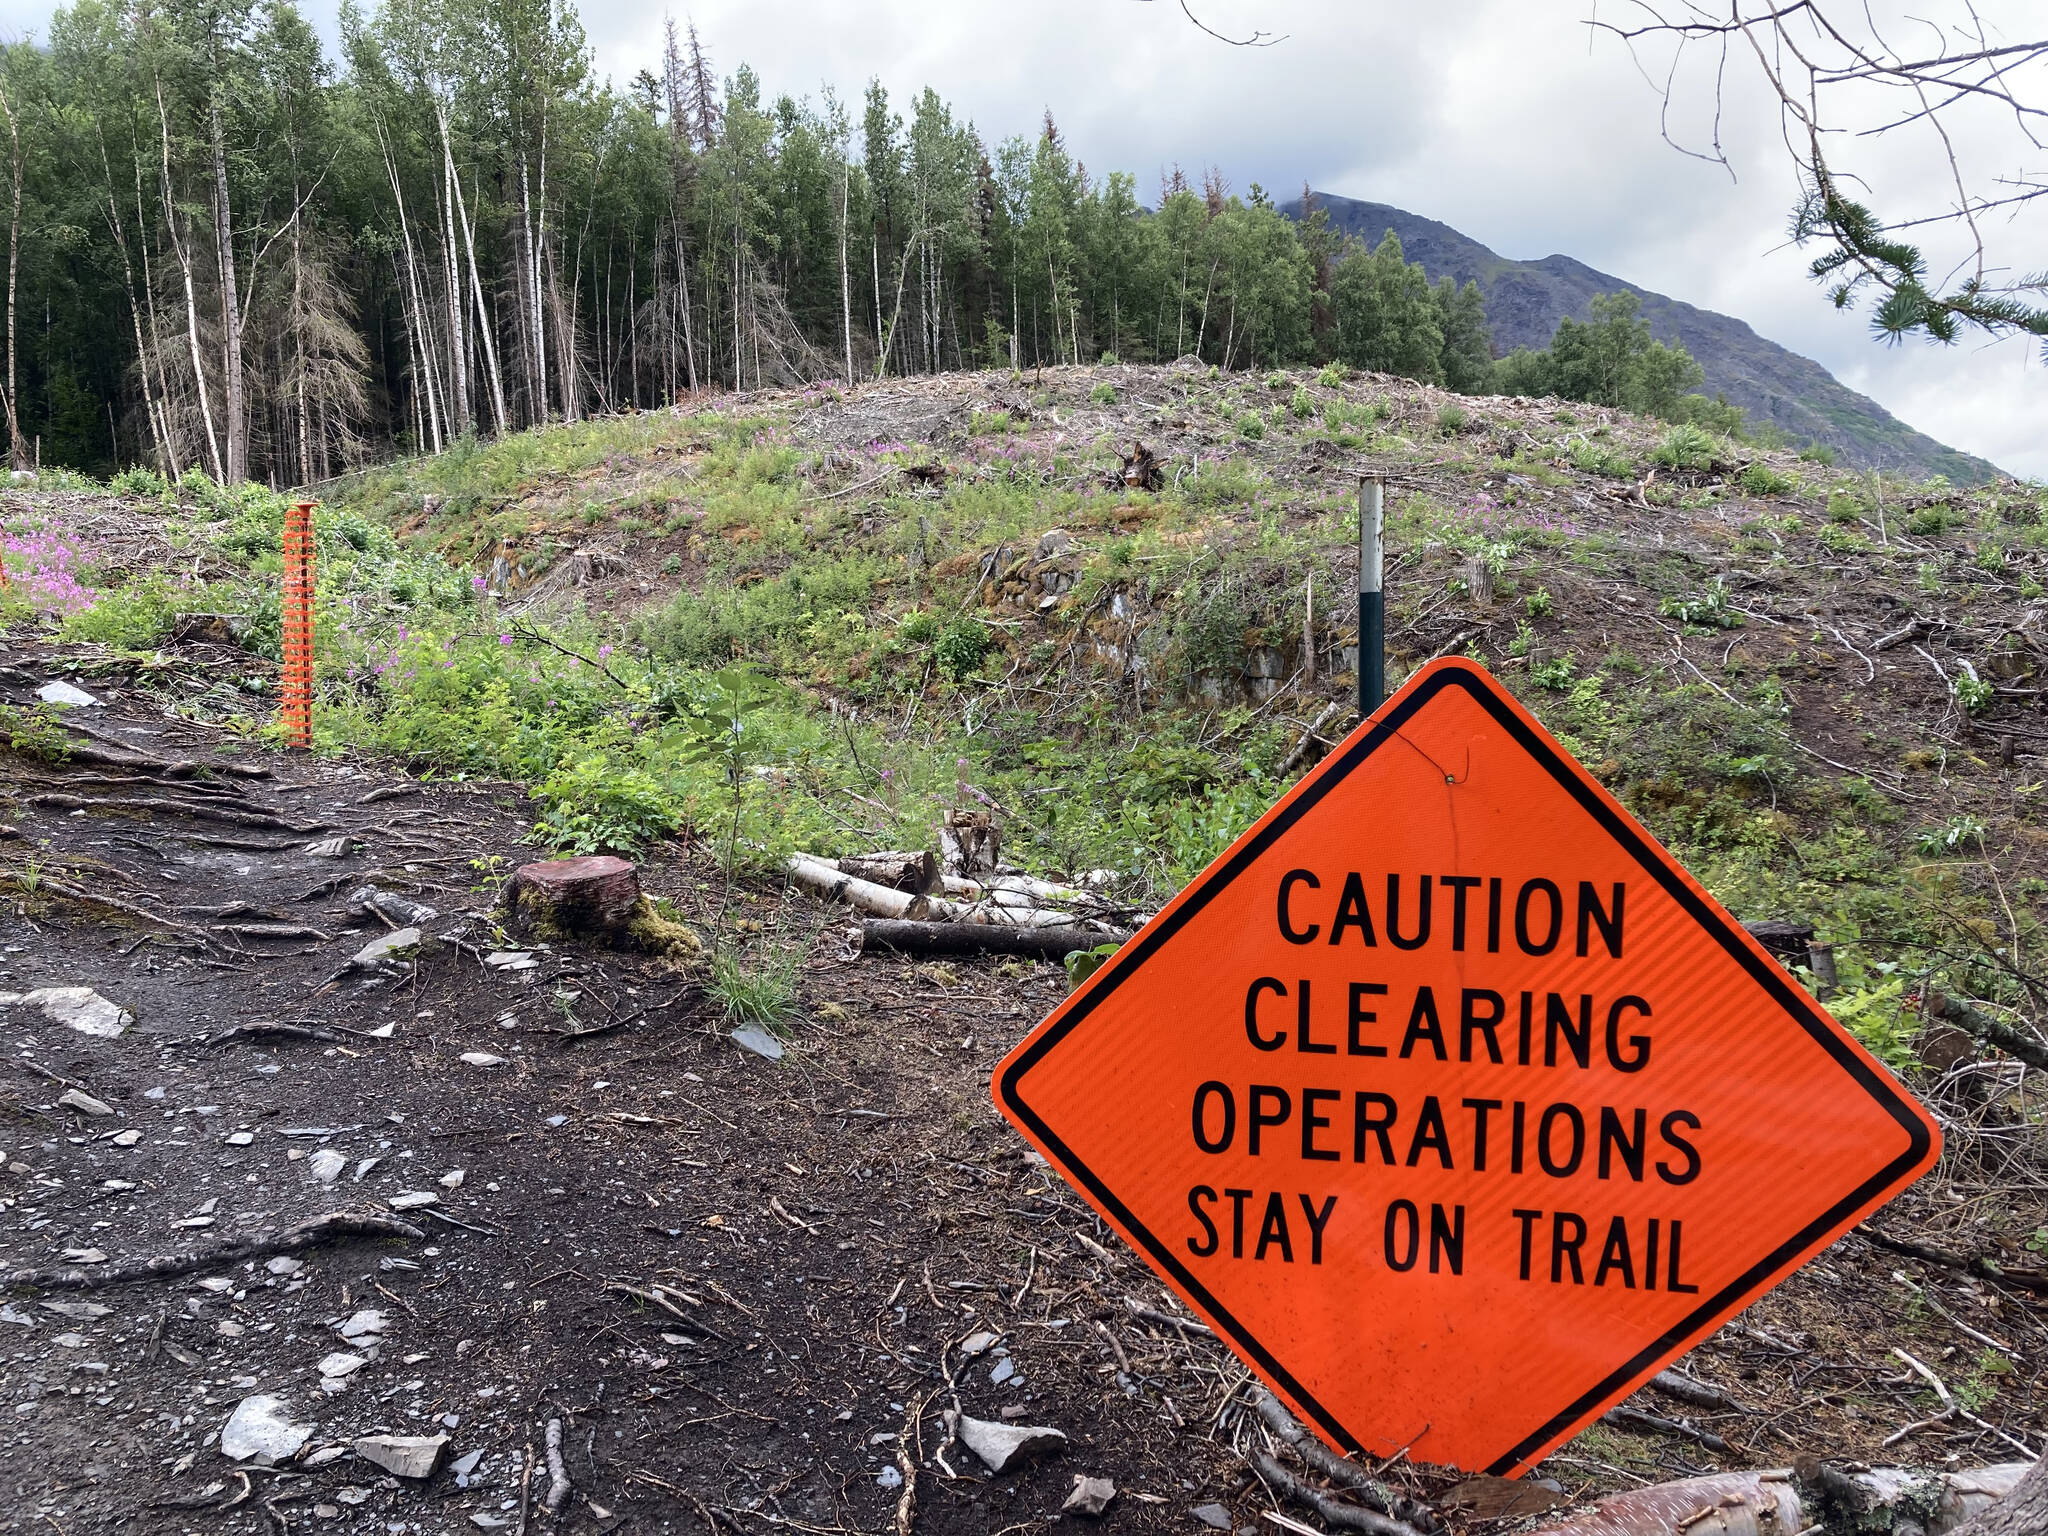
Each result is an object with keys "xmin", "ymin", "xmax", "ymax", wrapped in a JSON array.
[
  {"xmin": 1290, "ymin": 192, "xmax": 1999, "ymax": 484},
  {"xmin": 3, "ymin": 367, "xmax": 2048, "ymax": 1530}
]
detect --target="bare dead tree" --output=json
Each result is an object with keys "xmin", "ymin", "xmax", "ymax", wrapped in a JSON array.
[
  {"xmin": 1588, "ymin": 4, "xmax": 2048, "ymax": 354},
  {"xmin": 1134, "ymin": 0, "xmax": 1286, "ymax": 48}
]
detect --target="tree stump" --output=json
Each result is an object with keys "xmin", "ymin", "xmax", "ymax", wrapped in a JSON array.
[
  {"xmin": 511, "ymin": 856, "xmax": 644, "ymax": 938},
  {"xmin": 940, "ymin": 809, "xmax": 1000, "ymax": 879}
]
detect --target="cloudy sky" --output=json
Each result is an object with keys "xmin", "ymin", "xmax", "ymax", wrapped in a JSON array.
[{"xmin": 3, "ymin": 0, "xmax": 2042, "ymax": 476}]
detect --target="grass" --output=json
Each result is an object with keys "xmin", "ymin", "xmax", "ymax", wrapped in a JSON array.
[{"xmin": 11, "ymin": 363, "xmax": 2043, "ymax": 1032}]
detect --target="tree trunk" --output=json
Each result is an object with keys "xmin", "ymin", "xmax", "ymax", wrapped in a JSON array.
[
  {"xmin": 210, "ymin": 95, "xmax": 246, "ymax": 483},
  {"xmin": 98, "ymin": 132, "xmax": 169, "ymax": 476},
  {"xmin": 0, "ymin": 82, "xmax": 24, "ymax": 472},
  {"xmin": 158, "ymin": 80, "xmax": 224, "ymax": 482},
  {"xmin": 440, "ymin": 119, "xmax": 505, "ymax": 436},
  {"xmin": 1952, "ymin": 1456, "xmax": 2048, "ymax": 1536},
  {"xmin": 839, "ymin": 155, "xmax": 854, "ymax": 385}
]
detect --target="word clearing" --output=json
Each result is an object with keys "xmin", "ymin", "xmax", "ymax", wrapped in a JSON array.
[{"xmin": 995, "ymin": 657, "xmax": 1938, "ymax": 1477}]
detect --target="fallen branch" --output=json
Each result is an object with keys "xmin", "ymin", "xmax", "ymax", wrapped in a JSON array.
[
  {"xmin": 788, "ymin": 853, "xmax": 932, "ymax": 920},
  {"xmin": 1601, "ymin": 1402, "xmax": 1730, "ymax": 1454},
  {"xmin": 543, "ymin": 1418, "xmax": 572, "ymax": 1514},
  {"xmin": 859, "ymin": 918, "xmax": 1131, "ymax": 960},
  {"xmin": 1858, "ymin": 1224, "xmax": 2048, "ymax": 1295},
  {"xmin": 24, "ymin": 792, "xmax": 322, "ymax": 834},
  {"xmin": 1647, "ymin": 1369, "xmax": 1745, "ymax": 1415},
  {"xmin": 4, "ymin": 1212, "xmax": 424, "ymax": 1291},
  {"xmin": 1251, "ymin": 1450, "xmax": 1428, "ymax": 1536},
  {"xmin": 1248, "ymin": 1386, "xmax": 1439, "ymax": 1530},
  {"xmin": 1279, "ymin": 700, "xmax": 1348, "ymax": 777},
  {"xmin": 1923, "ymin": 990, "xmax": 2048, "ymax": 1072}
]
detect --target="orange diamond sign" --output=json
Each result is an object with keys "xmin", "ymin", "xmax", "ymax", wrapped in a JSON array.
[{"xmin": 995, "ymin": 657, "xmax": 1938, "ymax": 1475}]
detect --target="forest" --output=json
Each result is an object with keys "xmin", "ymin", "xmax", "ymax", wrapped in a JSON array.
[{"xmin": 0, "ymin": 0, "xmax": 1587, "ymax": 486}]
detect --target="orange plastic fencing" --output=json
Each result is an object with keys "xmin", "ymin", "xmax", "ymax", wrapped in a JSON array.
[{"xmin": 280, "ymin": 500, "xmax": 316, "ymax": 750}]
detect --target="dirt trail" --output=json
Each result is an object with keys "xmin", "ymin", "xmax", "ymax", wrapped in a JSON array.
[{"xmin": 2, "ymin": 630, "xmax": 2045, "ymax": 1535}]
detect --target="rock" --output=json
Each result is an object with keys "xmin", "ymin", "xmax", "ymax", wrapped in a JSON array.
[
  {"xmin": 485, "ymin": 951, "xmax": 536, "ymax": 971},
  {"xmin": 306, "ymin": 1148, "xmax": 347, "ymax": 1186},
  {"xmin": 56, "ymin": 1088, "xmax": 113, "ymax": 1117},
  {"xmin": 1192, "ymin": 1504, "xmax": 1232, "ymax": 1530},
  {"xmin": 39, "ymin": 1301, "xmax": 110, "ymax": 1319},
  {"xmin": 730, "ymin": 1026, "xmax": 784, "ymax": 1061},
  {"xmin": 12, "ymin": 986, "xmax": 132, "ymax": 1038},
  {"xmin": 265, "ymin": 1257, "xmax": 302, "ymax": 1276},
  {"xmin": 387, "ymin": 1190, "xmax": 438, "ymax": 1211},
  {"xmin": 337, "ymin": 1308, "xmax": 389, "ymax": 1345},
  {"xmin": 438, "ymin": 1169, "xmax": 465, "ymax": 1189},
  {"xmin": 989, "ymin": 1356, "xmax": 1017, "ymax": 1386},
  {"xmin": 318, "ymin": 1352, "xmax": 365, "ymax": 1392},
  {"xmin": 959, "ymin": 1330, "xmax": 998, "ymax": 1358},
  {"xmin": 36, "ymin": 681, "xmax": 101, "ymax": 708},
  {"xmin": 450, "ymin": 1448, "xmax": 486, "ymax": 1481},
  {"xmin": 953, "ymin": 1413, "xmax": 1066, "ymax": 1474},
  {"xmin": 876, "ymin": 1464, "xmax": 904, "ymax": 1490},
  {"xmin": 224, "ymin": 1132, "xmax": 255, "ymax": 1147},
  {"xmin": 110, "ymin": 1129, "xmax": 141, "ymax": 1146},
  {"xmin": 1064, "ymin": 1476, "xmax": 1117, "ymax": 1517},
  {"xmin": 220, "ymin": 1395, "xmax": 313, "ymax": 1464},
  {"xmin": 351, "ymin": 928, "xmax": 422, "ymax": 968},
  {"xmin": 459, "ymin": 1052, "xmax": 507, "ymax": 1068},
  {"xmin": 303, "ymin": 838, "xmax": 355, "ymax": 859},
  {"xmin": 351, "ymin": 1433, "xmax": 448, "ymax": 1479},
  {"xmin": 60, "ymin": 1248, "xmax": 106, "ymax": 1264}
]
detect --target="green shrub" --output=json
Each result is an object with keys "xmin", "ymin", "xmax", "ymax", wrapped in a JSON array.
[
  {"xmin": 1289, "ymin": 386, "xmax": 1315, "ymax": 419},
  {"xmin": 1524, "ymin": 588, "xmax": 1554, "ymax": 619},
  {"xmin": 1530, "ymin": 654, "xmax": 1576, "ymax": 690},
  {"xmin": 1737, "ymin": 462, "xmax": 1793, "ymax": 496},
  {"xmin": 108, "ymin": 466, "xmax": 169, "ymax": 498},
  {"xmin": 59, "ymin": 575, "xmax": 179, "ymax": 649},
  {"xmin": 1650, "ymin": 423, "xmax": 1720, "ymax": 471},
  {"xmin": 1315, "ymin": 363, "xmax": 1347, "ymax": 388},
  {"xmin": 1826, "ymin": 488, "xmax": 1866, "ymax": 524},
  {"xmin": 1570, "ymin": 441, "xmax": 1635, "ymax": 478},
  {"xmin": 1099, "ymin": 351, "xmax": 1120, "ymax": 366},
  {"xmin": 1235, "ymin": 413, "xmax": 1265, "ymax": 441},
  {"xmin": 1089, "ymin": 382, "xmax": 1117, "ymax": 406},
  {"xmin": 1955, "ymin": 673, "xmax": 1995, "ymax": 716},
  {"xmin": 899, "ymin": 610, "xmax": 940, "ymax": 645},
  {"xmin": 934, "ymin": 617, "xmax": 991, "ymax": 679},
  {"xmin": 1659, "ymin": 580, "xmax": 1743, "ymax": 630},
  {"xmin": 1436, "ymin": 404, "xmax": 1469, "ymax": 435},
  {"xmin": 1906, "ymin": 505, "xmax": 1956, "ymax": 536},
  {"xmin": 1263, "ymin": 372, "xmax": 1289, "ymax": 391},
  {"xmin": 1798, "ymin": 442, "xmax": 1837, "ymax": 467},
  {"xmin": 533, "ymin": 754, "xmax": 682, "ymax": 855},
  {"xmin": 970, "ymin": 409, "xmax": 1015, "ymax": 435}
]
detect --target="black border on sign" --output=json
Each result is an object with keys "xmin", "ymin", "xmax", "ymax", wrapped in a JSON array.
[{"xmin": 996, "ymin": 660, "xmax": 1936, "ymax": 1476}]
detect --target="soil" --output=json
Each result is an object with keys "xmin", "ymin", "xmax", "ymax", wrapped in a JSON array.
[{"xmin": 4, "ymin": 632, "xmax": 2047, "ymax": 1536}]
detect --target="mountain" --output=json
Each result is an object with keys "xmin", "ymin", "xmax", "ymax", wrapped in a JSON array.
[{"xmin": 1287, "ymin": 192, "xmax": 1998, "ymax": 484}]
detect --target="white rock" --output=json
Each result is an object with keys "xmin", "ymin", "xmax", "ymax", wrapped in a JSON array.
[
  {"xmin": 302, "ymin": 1445, "xmax": 346, "ymax": 1467},
  {"xmin": 303, "ymin": 838, "xmax": 354, "ymax": 858},
  {"xmin": 352, "ymin": 928, "xmax": 421, "ymax": 967},
  {"xmin": 337, "ymin": 1308, "xmax": 389, "ymax": 1345},
  {"xmin": 438, "ymin": 1169, "xmax": 465, "ymax": 1189},
  {"xmin": 110, "ymin": 1129, "xmax": 141, "ymax": 1147},
  {"xmin": 224, "ymin": 1132, "xmax": 255, "ymax": 1147},
  {"xmin": 318, "ymin": 1352, "xmax": 365, "ymax": 1379},
  {"xmin": 306, "ymin": 1148, "xmax": 347, "ymax": 1186},
  {"xmin": 730, "ymin": 1026, "xmax": 784, "ymax": 1061},
  {"xmin": 56, "ymin": 1088, "xmax": 113, "ymax": 1117},
  {"xmin": 39, "ymin": 1301, "xmax": 110, "ymax": 1319},
  {"xmin": 266, "ymin": 1258, "xmax": 302, "ymax": 1277},
  {"xmin": 959, "ymin": 1330, "xmax": 998, "ymax": 1358},
  {"xmin": 219, "ymin": 1395, "xmax": 313, "ymax": 1464},
  {"xmin": 387, "ymin": 1190, "xmax": 439, "ymax": 1211},
  {"xmin": 1063, "ymin": 1475, "xmax": 1117, "ymax": 1517},
  {"xmin": 52, "ymin": 1332, "xmax": 88, "ymax": 1348},
  {"xmin": 16, "ymin": 986, "xmax": 132, "ymax": 1038},
  {"xmin": 60, "ymin": 1248, "xmax": 106, "ymax": 1264},
  {"xmin": 459, "ymin": 1052, "xmax": 507, "ymax": 1068},
  {"xmin": 351, "ymin": 1433, "xmax": 448, "ymax": 1479},
  {"xmin": 36, "ymin": 681, "xmax": 101, "ymax": 708},
  {"xmin": 953, "ymin": 1414, "xmax": 1067, "ymax": 1474}
]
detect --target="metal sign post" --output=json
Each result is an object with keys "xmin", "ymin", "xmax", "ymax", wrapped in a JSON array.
[{"xmin": 1358, "ymin": 475, "xmax": 1385, "ymax": 718}]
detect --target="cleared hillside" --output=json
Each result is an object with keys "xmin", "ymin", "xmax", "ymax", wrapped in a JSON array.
[
  {"xmin": 1291, "ymin": 193, "xmax": 1999, "ymax": 484},
  {"xmin": 3, "ymin": 363, "xmax": 2048, "ymax": 1526}
]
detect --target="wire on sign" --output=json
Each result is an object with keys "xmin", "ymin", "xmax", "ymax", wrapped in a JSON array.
[{"xmin": 280, "ymin": 499, "xmax": 316, "ymax": 750}]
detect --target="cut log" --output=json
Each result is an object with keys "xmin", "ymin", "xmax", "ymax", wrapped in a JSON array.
[
  {"xmin": 1533, "ymin": 1462, "xmax": 2028, "ymax": 1536},
  {"xmin": 940, "ymin": 808, "xmax": 1001, "ymax": 879},
  {"xmin": 1741, "ymin": 919, "xmax": 1814, "ymax": 965},
  {"xmin": 512, "ymin": 856, "xmax": 643, "ymax": 934},
  {"xmin": 788, "ymin": 854, "xmax": 931, "ymax": 920},
  {"xmin": 860, "ymin": 919, "xmax": 1130, "ymax": 959},
  {"xmin": 830, "ymin": 850, "xmax": 941, "ymax": 895}
]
